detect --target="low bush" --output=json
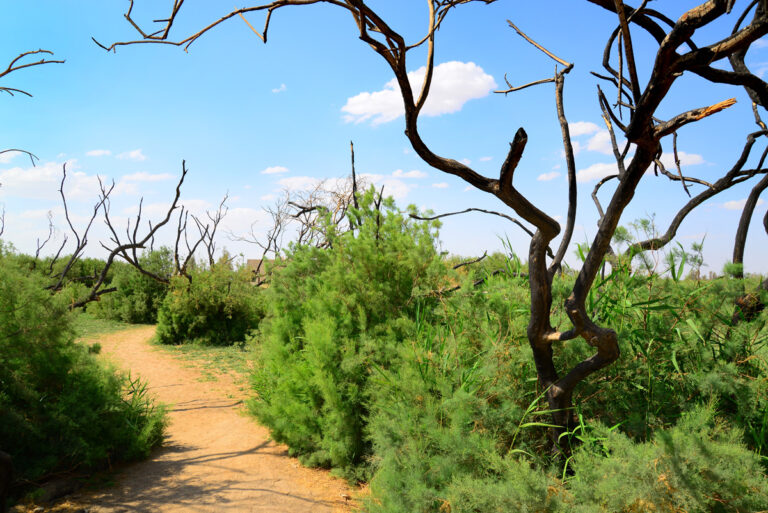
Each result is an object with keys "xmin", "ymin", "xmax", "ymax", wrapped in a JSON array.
[
  {"xmin": 0, "ymin": 244, "xmax": 165, "ymax": 484},
  {"xmin": 156, "ymin": 260, "xmax": 261, "ymax": 346},
  {"xmin": 90, "ymin": 248, "xmax": 173, "ymax": 324},
  {"xmin": 564, "ymin": 407, "xmax": 768, "ymax": 512}
]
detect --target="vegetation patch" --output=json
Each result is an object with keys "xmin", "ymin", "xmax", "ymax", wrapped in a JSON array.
[{"xmin": 0, "ymin": 245, "xmax": 166, "ymax": 488}]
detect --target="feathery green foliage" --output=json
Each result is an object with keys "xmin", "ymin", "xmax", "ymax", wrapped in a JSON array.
[
  {"xmin": 0, "ymin": 243, "xmax": 165, "ymax": 484},
  {"xmin": 249, "ymin": 188, "xmax": 446, "ymax": 480},
  {"xmin": 90, "ymin": 248, "xmax": 173, "ymax": 324},
  {"xmin": 156, "ymin": 259, "xmax": 262, "ymax": 346}
]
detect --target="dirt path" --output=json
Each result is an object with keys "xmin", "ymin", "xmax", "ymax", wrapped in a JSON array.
[{"xmin": 79, "ymin": 326, "xmax": 354, "ymax": 513}]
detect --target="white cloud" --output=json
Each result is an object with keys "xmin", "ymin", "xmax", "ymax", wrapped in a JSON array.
[
  {"xmin": 479, "ymin": 156, "xmax": 493, "ymax": 162},
  {"xmin": 113, "ymin": 172, "xmax": 175, "ymax": 195},
  {"xmin": 277, "ymin": 171, "xmax": 417, "ymax": 201},
  {"xmin": 432, "ymin": 182, "xmax": 449, "ymax": 189},
  {"xmin": 537, "ymin": 171, "xmax": 561, "ymax": 181},
  {"xmin": 0, "ymin": 160, "xmax": 98, "ymax": 200},
  {"xmin": 753, "ymin": 38, "xmax": 768, "ymax": 49},
  {"xmin": 561, "ymin": 141, "xmax": 584, "ymax": 157},
  {"xmin": 262, "ymin": 166, "xmax": 290, "ymax": 175},
  {"xmin": 569, "ymin": 121, "xmax": 600, "ymax": 136},
  {"xmin": 658, "ymin": 151, "xmax": 705, "ymax": 169},
  {"xmin": 260, "ymin": 194, "xmax": 276, "ymax": 201},
  {"xmin": 360, "ymin": 173, "xmax": 414, "ymax": 200},
  {"xmin": 16, "ymin": 207, "xmax": 64, "ymax": 220},
  {"xmin": 722, "ymin": 198, "xmax": 765, "ymax": 211},
  {"xmin": 86, "ymin": 149, "xmax": 111, "ymax": 157},
  {"xmin": 117, "ymin": 149, "xmax": 147, "ymax": 161},
  {"xmin": 552, "ymin": 164, "xmax": 562, "ymax": 170},
  {"xmin": 586, "ymin": 130, "xmax": 616, "ymax": 155},
  {"xmin": 221, "ymin": 207, "xmax": 266, "ymax": 236},
  {"xmin": 113, "ymin": 182, "xmax": 138, "ymax": 196},
  {"xmin": 271, "ymin": 83, "xmax": 287, "ymax": 93},
  {"xmin": 0, "ymin": 152, "xmax": 18, "ymax": 164},
  {"xmin": 342, "ymin": 61, "xmax": 497, "ymax": 125},
  {"xmin": 461, "ymin": 158, "xmax": 472, "ymax": 166},
  {"xmin": 123, "ymin": 198, "xmax": 212, "ymax": 218},
  {"xmin": 392, "ymin": 169, "xmax": 427, "ymax": 179},
  {"xmin": 576, "ymin": 162, "xmax": 621, "ymax": 183},
  {"xmin": 122, "ymin": 172, "xmax": 174, "ymax": 182},
  {"xmin": 278, "ymin": 176, "xmax": 321, "ymax": 192}
]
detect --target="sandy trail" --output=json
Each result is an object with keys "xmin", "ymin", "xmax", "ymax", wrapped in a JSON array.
[{"xmin": 80, "ymin": 326, "xmax": 353, "ymax": 513}]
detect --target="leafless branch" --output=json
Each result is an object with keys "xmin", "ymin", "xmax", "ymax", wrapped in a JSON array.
[
  {"xmin": 101, "ymin": 161, "xmax": 190, "ymax": 287},
  {"xmin": 0, "ymin": 149, "xmax": 39, "ymax": 166},
  {"xmin": 654, "ymin": 98, "xmax": 737, "ymax": 138},
  {"xmin": 453, "ymin": 251, "xmax": 488, "ymax": 270},
  {"xmin": 0, "ymin": 49, "xmax": 64, "ymax": 96},
  {"xmin": 627, "ymin": 130, "xmax": 768, "ymax": 255},
  {"xmin": 48, "ymin": 164, "xmax": 113, "ymax": 294}
]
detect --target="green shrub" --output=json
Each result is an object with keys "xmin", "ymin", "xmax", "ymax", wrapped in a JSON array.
[
  {"xmin": 156, "ymin": 260, "xmax": 261, "ymax": 345},
  {"xmin": 364, "ymin": 266, "xmax": 768, "ymax": 512},
  {"xmin": 0, "ymin": 244, "xmax": 165, "ymax": 483},
  {"xmin": 566, "ymin": 406, "xmax": 768, "ymax": 512},
  {"xmin": 90, "ymin": 248, "xmax": 173, "ymax": 324},
  {"xmin": 365, "ymin": 272, "xmax": 551, "ymax": 512},
  {"xmin": 550, "ymin": 268, "xmax": 768, "ymax": 458},
  {"xmin": 249, "ymin": 189, "xmax": 446, "ymax": 480}
]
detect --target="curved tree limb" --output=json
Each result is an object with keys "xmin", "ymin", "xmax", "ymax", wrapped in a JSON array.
[
  {"xmin": 627, "ymin": 131, "xmax": 768, "ymax": 255},
  {"xmin": 732, "ymin": 172, "xmax": 768, "ymax": 278}
]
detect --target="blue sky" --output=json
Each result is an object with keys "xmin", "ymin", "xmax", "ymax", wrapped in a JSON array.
[{"xmin": 1, "ymin": 1, "xmax": 767, "ymax": 274}]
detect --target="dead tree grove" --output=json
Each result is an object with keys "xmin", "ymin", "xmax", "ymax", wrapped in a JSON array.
[{"xmin": 99, "ymin": 0, "xmax": 768, "ymax": 451}]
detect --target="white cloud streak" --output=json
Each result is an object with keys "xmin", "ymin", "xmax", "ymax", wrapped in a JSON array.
[
  {"xmin": 537, "ymin": 171, "xmax": 561, "ymax": 181},
  {"xmin": 392, "ymin": 169, "xmax": 427, "ymax": 179},
  {"xmin": 576, "ymin": 162, "xmax": 620, "ymax": 183},
  {"xmin": 342, "ymin": 61, "xmax": 497, "ymax": 125},
  {"xmin": 722, "ymin": 198, "xmax": 765, "ymax": 210},
  {"xmin": 262, "ymin": 166, "xmax": 290, "ymax": 175},
  {"xmin": 569, "ymin": 121, "xmax": 600, "ymax": 136},
  {"xmin": 117, "ymin": 149, "xmax": 147, "ymax": 161},
  {"xmin": 122, "ymin": 172, "xmax": 174, "ymax": 182},
  {"xmin": 0, "ymin": 160, "xmax": 98, "ymax": 200},
  {"xmin": 86, "ymin": 149, "xmax": 111, "ymax": 157}
]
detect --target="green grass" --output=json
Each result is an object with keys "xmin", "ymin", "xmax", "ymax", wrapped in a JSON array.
[
  {"xmin": 75, "ymin": 311, "xmax": 253, "ymax": 386},
  {"xmin": 151, "ymin": 337, "xmax": 255, "ymax": 387},
  {"xmin": 73, "ymin": 311, "xmax": 134, "ymax": 340}
]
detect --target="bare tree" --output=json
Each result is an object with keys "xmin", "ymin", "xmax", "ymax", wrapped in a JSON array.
[
  {"xmin": 100, "ymin": 0, "xmax": 768, "ymax": 452},
  {"xmin": 229, "ymin": 168, "xmax": 367, "ymax": 284},
  {"xmin": 99, "ymin": 161, "xmax": 230, "ymax": 287}
]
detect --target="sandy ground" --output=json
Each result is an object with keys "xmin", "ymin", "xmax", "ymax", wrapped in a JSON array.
[{"xmin": 72, "ymin": 326, "xmax": 355, "ymax": 513}]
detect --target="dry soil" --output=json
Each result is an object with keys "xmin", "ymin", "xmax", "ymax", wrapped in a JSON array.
[{"xmin": 66, "ymin": 326, "xmax": 354, "ymax": 513}]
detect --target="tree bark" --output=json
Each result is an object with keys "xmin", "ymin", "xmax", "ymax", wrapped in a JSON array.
[{"xmin": 733, "ymin": 172, "xmax": 768, "ymax": 278}]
